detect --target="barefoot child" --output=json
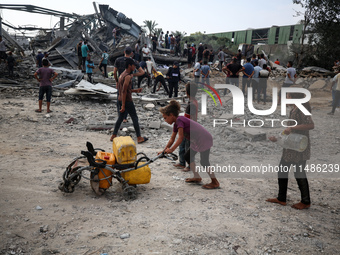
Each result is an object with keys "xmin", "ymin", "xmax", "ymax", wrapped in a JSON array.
[
  {"xmin": 266, "ymin": 92, "xmax": 314, "ymax": 210},
  {"xmin": 34, "ymin": 59, "xmax": 58, "ymax": 113},
  {"xmin": 159, "ymin": 100, "xmax": 219, "ymax": 189},
  {"xmin": 174, "ymin": 83, "xmax": 198, "ymax": 172}
]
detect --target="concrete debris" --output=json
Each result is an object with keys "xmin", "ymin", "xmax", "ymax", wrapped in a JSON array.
[
  {"xmin": 144, "ymin": 103, "xmax": 155, "ymax": 110},
  {"xmin": 148, "ymin": 121, "xmax": 161, "ymax": 129}
]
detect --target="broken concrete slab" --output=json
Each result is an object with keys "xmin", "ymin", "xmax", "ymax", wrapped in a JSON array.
[
  {"xmin": 148, "ymin": 121, "xmax": 161, "ymax": 129},
  {"xmin": 308, "ymin": 80, "xmax": 327, "ymax": 90},
  {"xmin": 161, "ymin": 122, "xmax": 173, "ymax": 132},
  {"xmin": 240, "ymin": 128, "xmax": 267, "ymax": 142},
  {"xmin": 219, "ymin": 113, "xmax": 234, "ymax": 119},
  {"xmin": 76, "ymin": 80, "xmax": 117, "ymax": 94},
  {"xmin": 144, "ymin": 103, "xmax": 155, "ymax": 110}
]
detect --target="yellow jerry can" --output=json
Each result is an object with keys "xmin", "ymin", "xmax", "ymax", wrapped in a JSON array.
[
  {"xmin": 95, "ymin": 151, "xmax": 115, "ymax": 189},
  {"xmin": 112, "ymin": 136, "xmax": 137, "ymax": 164},
  {"xmin": 121, "ymin": 162, "xmax": 151, "ymax": 185}
]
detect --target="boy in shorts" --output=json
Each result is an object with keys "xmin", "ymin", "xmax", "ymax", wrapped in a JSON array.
[{"xmin": 34, "ymin": 59, "xmax": 58, "ymax": 113}]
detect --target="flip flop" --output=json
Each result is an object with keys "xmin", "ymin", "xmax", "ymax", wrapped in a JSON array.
[
  {"xmin": 202, "ymin": 183, "xmax": 221, "ymax": 189},
  {"xmin": 47, "ymin": 110, "xmax": 53, "ymax": 113},
  {"xmin": 174, "ymin": 163, "xmax": 185, "ymax": 168},
  {"xmin": 110, "ymin": 135, "xmax": 117, "ymax": 142},
  {"xmin": 185, "ymin": 178, "xmax": 202, "ymax": 183},
  {"xmin": 182, "ymin": 167, "xmax": 191, "ymax": 172},
  {"xmin": 35, "ymin": 109, "xmax": 42, "ymax": 113},
  {"xmin": 138, "ymin": 137, "xmax": 148, "ymax": 144}
]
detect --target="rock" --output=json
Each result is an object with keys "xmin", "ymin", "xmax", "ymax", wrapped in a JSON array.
[
  {"xmin": 160, "ymin": 122, "xmax": 173, "ymax": 132},
  {"xmin": 122, "ymin": 127, "xmax": 128, "ymax": 132},
  {"xmin": 120, "ymin": 233, "xmax": 130, "ymax": 239},
  {"xmin": 172, "ymin": 239, "xmax": 182, "ymax": 244},
  {"xmin": 45, "ymin": 114, "xmax": 51, "ymax": 118},
  {"xmin": 40, "ymin": 225, "xmax": 49, "ymax": 232},
  {"xmin": 144, "ymin": 103, "xmax": 155, "ymax": 110},
  {"xmin": 35, "ymin": 206, "xmax": 43, "ymax": 210},
  {"xmin": 309, "ymin": 80, "xmax": 326, "ymax": 90},
  {"xmin": 148, "ymin": 120, "xmax": 161, "ymax": 129}
]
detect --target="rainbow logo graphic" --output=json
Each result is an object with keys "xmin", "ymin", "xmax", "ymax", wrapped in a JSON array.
[{"xmin": 198, "ymin": 82, "xmax": 223, "ymax": 107}]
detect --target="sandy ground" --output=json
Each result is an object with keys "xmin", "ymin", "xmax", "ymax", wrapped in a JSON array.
[{"xmin": 0, "ymin": 82, "xmax": 339, "ymax": 255}]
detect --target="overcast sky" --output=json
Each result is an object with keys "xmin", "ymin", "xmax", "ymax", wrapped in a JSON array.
[{"xmin": 0, "ymin": 0, "xmax": 304, "ymax": 37}]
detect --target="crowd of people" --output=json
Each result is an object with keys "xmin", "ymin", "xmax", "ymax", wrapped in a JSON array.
[{"xmin": 1, "ymin": 30, "xmax": 340, "ymax": 206}]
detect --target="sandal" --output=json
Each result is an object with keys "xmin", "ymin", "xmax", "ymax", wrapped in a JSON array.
[
  {"xmin": 138, "ymin": 137, "xmax": 149, "ymax": 144},
  {"xmin": 185, "ymin": 178, "xmax": 202, "ymax": 183},
  {"xmin": 35, "ymin": 109, "xmax": 42, "ymax": 113},
  {"xmin": 110, "ymin": 134, "xmax": 117, "ymax": 142},
  {"xmin": 202, "ymin": 183, "xmax": 220, "ymax": 189},
  {"xmin": 174, "ymin": 163, "xmax": 185, "ymax": 168},
  {"xmin": 182, "ymin": 167, "xmax": 190, "ymax": 172}
]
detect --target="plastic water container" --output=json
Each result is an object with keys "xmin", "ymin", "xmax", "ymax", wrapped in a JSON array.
[
  {"xmin": 112, "ymin": 136, "xmax": 137, "ymax": 164},
  {"xmin": 95, "ymin": 151, "xmax": 116, "ymax": 189},
  {"xmin": 277, "ymin": 132, "xmax": 308, "ymax": 152},
  {"xmin": 121, "ymin": 163, "xmax": 151, "ymax": 185}
]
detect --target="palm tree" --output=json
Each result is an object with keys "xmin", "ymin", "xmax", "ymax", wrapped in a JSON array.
[
  {"xmin": 143, "ymin": 20, "xmax": 158, "ymax": 36},
  {"xmin": 154, "ymin": 28, "xmax": 163, "ymax": 37},
  {"xmin": 171, "ymin": 31, "xmax": 187, "ymax": 38}
]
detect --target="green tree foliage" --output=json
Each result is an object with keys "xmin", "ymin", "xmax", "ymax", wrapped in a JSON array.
[
  {"xmin": 293, "ymin": 0, "xmax": 340, "ymax": 69},
  {"xmin": 171, "ymin": 31, "xmax": 187, "ymax": 38},
  {"xmin": 154, "ymin": 28, "xmax": 163, "ymax": 38},
  {"xmin": 183, "ymin": 32, "xmax": 232, "ymax": 52},
  {"xmin": 143, "ymin": 20, "xmax": 158, "ymax": 36}
]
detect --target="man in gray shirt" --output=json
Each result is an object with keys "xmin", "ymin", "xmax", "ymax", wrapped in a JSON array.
[{"xmin": 279, "ymin": 61, "xmax": 297, "ymax": 104}]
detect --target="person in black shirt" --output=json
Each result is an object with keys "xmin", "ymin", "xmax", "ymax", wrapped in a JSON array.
[
  {"xmin": 76, "ymin": 41, "xmax": 83, "ymax": 70},
  {"xmin": 226, "ymin": 58, "xmax": 244, "ymax": 88},
  {"xmin": 152, "ymin": 34, "xmax": 158, "ymax": 53},
  {"xmin": 197, "ymin": 43, "xmax": 204, "ymax": 61},
  {"xmin": 166, "ymin": 61, "xmax": 181, "ymax": 98}
]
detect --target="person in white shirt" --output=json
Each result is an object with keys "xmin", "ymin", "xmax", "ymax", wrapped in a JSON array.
[
  {"xmin": 258, "ymin": 53, "xmax": 267, "ymax": 68},
  {"xmin": 193, "ymin": 59, "xmax": 202, "ymax": 85},
  {"xmin": 146, "ymin": 57, "xmax": 154, "ymax": 76},
  {"xmin": 142, "ymin": 44, "xmax": 150, "ymax": 61},
  {"xmin": 328, "ymin": 71, "xmax": 340, "ymax": 115}
]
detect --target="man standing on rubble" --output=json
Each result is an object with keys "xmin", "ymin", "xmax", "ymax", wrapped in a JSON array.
[
  {"xmin": 197, "ymin": 43, "xmax": 204, "ymax": 62},
  {"xmin": 193, "ymin": 59, "xmax": 202, "ymax": 85},
  {"xmin": 152, "ymin": 34, "xmax": 158, "ymax": 53},
  {"xmin": 258, "ymin": 54, "xmax": 267, "ymax": 68},
  {"xmin": 242, "ymin": 58, "xmax": 254, "ymax": 96},
  {"xmin": 142, "ymin": 44, "xmax": 150, "ymax": 61},
  {"xmin": 36, "ymin": 49, "xmax": 44, "ymax": 68},
  {"xmin": 0, "ymin": 36, "xmax": 7, "ymax": 64},
  {"xmin": 110, "ymin": 58, "xmax": 148, "ymax": 144},
  {"xmin": 218, "ymin": 49, "xmax": 226, "ymax": 71},
  {"xmin": 76, "ymin": 41, "xmax": 83, "ymax": 70},
  {"xmin": 165, "ymin": 31, "xmax": 169, "ymax": 49},
  {"xmin": 170, "ymin": 35, "xmax": 176, "ymax": 54},
  {"xmin": 278, "ymin": 61, "xmax": 297, "ymax": 105},
  {"xmin": 99, "ymin": 50, "xmax": 109, "ymax": 78},
  {"xmin": 328, "ymin": 70, "xmax": 340, "ymax": 115},
  {"xmin": 114, "ymin": 47, "xmax": 145, "ymax": 122},
  {"xmin": 227, "ymin": 58, "xmax": 244, "ymax": 89},
  {"xmin": 81, "ymin": 41, "xmax": 89, "ymax": 72}
]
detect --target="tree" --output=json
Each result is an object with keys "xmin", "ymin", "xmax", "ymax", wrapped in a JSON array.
[
  {"xmin": 154, "ymin": 28, "xmax": 163, "ymax": 38},
  {"xmin": 293, "ymin": 0, "xmax": 340, "ymax": 69},
  {"xmin": 143, "ymin": 20, "xmax": 158, "ymax": 36},
  {"xmin": 171, "ymin": 31, "xmax": 187, "ymax": 38}
]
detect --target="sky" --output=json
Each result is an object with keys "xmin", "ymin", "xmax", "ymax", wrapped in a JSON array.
[{"xmin": 0, "ymin": 0, "xmax": 305, "ymax": 37}]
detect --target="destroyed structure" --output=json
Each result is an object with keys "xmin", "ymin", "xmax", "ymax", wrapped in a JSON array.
[{"xmin": 0, "ymin": 3, "xmax": 338, "ymax": 142}]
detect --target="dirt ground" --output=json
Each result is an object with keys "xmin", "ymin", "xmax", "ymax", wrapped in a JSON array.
[{"xmin": 0, "ymin": 81, "xmax": 339, "ymax": 255}]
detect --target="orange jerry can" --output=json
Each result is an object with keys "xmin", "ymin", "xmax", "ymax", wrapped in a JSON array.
[{"xmin": 95, "ymin": 151, "xmax": 116, "ymax": 189}]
